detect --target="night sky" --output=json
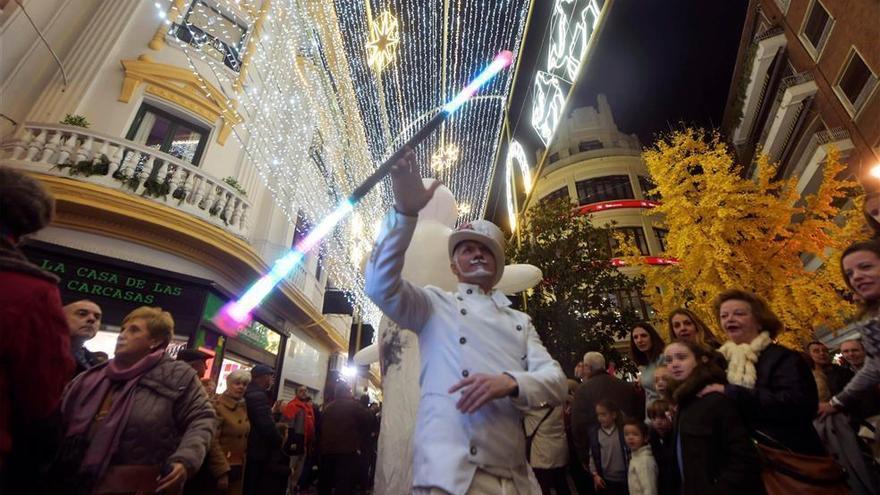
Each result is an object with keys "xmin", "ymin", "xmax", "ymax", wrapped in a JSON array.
[{"xmin": 486, "ymin": 0, "xmax": 749, "ymax": 224}]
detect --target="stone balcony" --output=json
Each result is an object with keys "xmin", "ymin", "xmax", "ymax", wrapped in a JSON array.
[{"xmin": 1, "ymin": 123, "xmax": 251, "ymax": 238}]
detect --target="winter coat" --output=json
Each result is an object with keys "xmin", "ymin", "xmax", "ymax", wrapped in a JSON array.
[
  {"xmin": 0, "ymin": 267, "xmax": 74, "ymax": 491},
  {"xmin": 55, "ymin": 356, "xmax": 216, "ymax": 494},
  {"xmin": 723, "ymin": 343, "xmax": 825, "ymax": 455},
  {"xmin": 673, "ymin": 364, "xmax": 764, "ymax": 495},
  {"xmin": 571, "ymin": 372, "xmax": 642, "ymax": 457},
  {"xmin": 244, "ymin": 382, "xmax": 283, "ymax": 462},
  {"xmin": 628, "ymin": 444, "xmax": 658, "ymax": 495},
  {"xmin": 524, "ymin": 406, "xmax": 568, "ymax": 469},
  {"xmin": 185, "ymin": 393, "xmax": 249, "ymax": 495},
  {"xmin": 648, "ymin": 428, "xmax": 675, "ymax": 495},
  {"xmin": 319, "ymin": 397, "xmax": 373, "ymax": 455}
]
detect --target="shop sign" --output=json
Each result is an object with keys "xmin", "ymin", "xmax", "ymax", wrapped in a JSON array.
[{"xmin": 23, "ymin": 244, "xmax": 209, "ymax": 332}]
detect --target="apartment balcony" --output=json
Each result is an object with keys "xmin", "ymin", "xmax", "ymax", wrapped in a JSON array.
[
  {"xmin": 760, "ymin": 71, "xmax": 818, "ymax": 163},
  {"xmin": 1, "ymin": 123, "xmax": 251, "ymax": 238},
  {"xmin": 732, "ymin": 27, "xmax": 787, "ymax": 146},
  {"xmin": 792, "ymin": 127, "xmax": 853, "ymax": 196}
]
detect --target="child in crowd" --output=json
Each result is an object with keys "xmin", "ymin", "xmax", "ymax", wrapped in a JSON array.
[
  {"xmin": 646, "ymin": 400, "xmax": 675, "ymax": 495},
  {"xmin": 624, "ymin": 418, "xmax": 658, "ymax": 495},
  {"xmin": 653, "ymin": 364, "xmax": 670, "ymax": 401},
  {"xmin": 589, "ymin": 400, "xmax": 630, "ymax": 495},
  {"xmin": 664, "ymin": 340, "xmax": 763, "ymax": 494}
]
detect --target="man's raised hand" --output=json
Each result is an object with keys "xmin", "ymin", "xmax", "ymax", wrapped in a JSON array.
[{"xmin": 391, "ymin": 147, "xmax": 441, "ymax": 216}]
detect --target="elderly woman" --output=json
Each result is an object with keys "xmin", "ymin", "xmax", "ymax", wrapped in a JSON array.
[
  {"xmin": 667, "ymin": 307, "xmax": 721, "ymax": 349},
  {"xmin": 700, "ymin": 290, "xmax": 823, "ymax": 454},
  {"xmin": 55, "ymin": 307, "xmax": 215, "ymax": 494},
  {"xmin": 629, "ymin": 322, "xmax": 666, "ymax": 412},
  {"xmin": 188, "ymin": 369, "xmax": 252, "ymax": 495}
]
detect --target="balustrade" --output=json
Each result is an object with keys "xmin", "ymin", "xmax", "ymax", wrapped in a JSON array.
[{"xmin": 1, "ymin": 123, "xmax": 251, "ymax": 238}]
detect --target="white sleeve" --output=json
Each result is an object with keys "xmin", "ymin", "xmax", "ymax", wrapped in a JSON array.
[
  {"xmin": 643, "ymin": 456, "xmax": 658, "ymax": 495},
  {"xmin": 506, "ymin": 319, "xmax": 567, "ymax": 409},
  {"xmin": 364, "ymin": 211, "xmax": 433, "ymax": 332}
]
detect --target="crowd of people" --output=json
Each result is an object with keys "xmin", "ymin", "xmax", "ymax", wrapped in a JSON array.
[
  {"xmin": 5, "ymin": 151, "xmax": 880, "ymax": 495},
  {"xmin": 0, "ymin": 167, "xmax": 382, "ymax": 494},
  {"xmin": 524, "ymin": 288, "xmax": 880, "ymax": 495}
]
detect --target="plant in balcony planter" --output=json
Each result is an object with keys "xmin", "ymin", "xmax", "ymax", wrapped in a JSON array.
[
  {"xmin": 142, "ymin": 176, "xmax": 171, "ymax": 199},
  {"xmin": 60, "ymin": 114, "xmax": 91, "ymax": 128},
  {"xmin": 222, "ymin": 177, "xmax": 247, "ymax": 198},
  {"xmin": 53, "ymin": 154, "xmax": 110, "ymax": 177}
]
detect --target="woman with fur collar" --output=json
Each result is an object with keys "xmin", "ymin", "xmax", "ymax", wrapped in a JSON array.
[
  {"xmin": 700, "ymin": 289, "xmax": 825, "ymax": 455},
  {"xmin": 665, "ymin": 339, "xmax": 763, "ymax": 494}
]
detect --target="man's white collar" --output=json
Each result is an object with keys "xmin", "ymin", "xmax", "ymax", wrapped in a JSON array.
[{"xmin": 456, "ymin": 283, "xmax": 512, "ymax": 308}]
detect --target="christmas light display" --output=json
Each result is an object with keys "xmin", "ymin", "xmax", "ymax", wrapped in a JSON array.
[
  {"xmin": 504, "ymin": 140, "xmax": 531, "ymax": 230},
  {"xmin": 532, "ymin": 0, "xmax": 605, "ymax": 146},
  {"xmin": 215, "ymin": 50, "xmax": 515, "ymax": 332},
  {"xmin": 153, "ymin": 0, "xmax": 530, "ymax": 327}
]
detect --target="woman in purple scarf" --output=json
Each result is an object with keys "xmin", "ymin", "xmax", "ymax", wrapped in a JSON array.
[{"xmin": 53, "ymin": 307, "xmax": 216, "ymax": 494}]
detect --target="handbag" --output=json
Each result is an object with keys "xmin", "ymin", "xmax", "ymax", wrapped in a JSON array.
[
  {"xmin": 525, "ymin": 407, "xmax": 555, "ymax": 462},
  {"xmin": 753, "ymin": 431, "xmax": 849, "ymax": 495}
]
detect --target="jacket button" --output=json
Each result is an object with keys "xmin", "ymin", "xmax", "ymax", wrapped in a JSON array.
[
  {"xmin": 470, "ymin": 446, "xmax": 477, "ymax": 455},
  {"xmin": 461, "ymin": 308, "xmax": 467, "ymax": 315},
  {"xmin": 457, "ymin": 296, "xmax": 463, "ymax": 301},
  {"xmin": 459, "ymin": 337, "xmax": 467, "ymax": 344},
  {"xmin": 462, "ymin": 370, "xmax": 469, "ymax": 378},
  {"xmin": 467, "ymin": 289, "xmax": 473, "ymax": 294},
  {"xmin": 516, "ymin": 325, "xmax": 522, "ymax": 331}
]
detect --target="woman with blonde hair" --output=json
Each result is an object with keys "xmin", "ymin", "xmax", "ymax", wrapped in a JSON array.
[
  {"xmin": 195, "ymin": 369, "xmax": 252, "ymax": 494},
  {"xmin": 667, "ymin": 307, "xmax": 721, "ymax": 349},
  {"xmin": 55, "ymin": 307, "xmax": 215, "ymax": 494}
]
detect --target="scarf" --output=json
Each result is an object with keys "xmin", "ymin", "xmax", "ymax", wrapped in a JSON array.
[
  {"xmin": 0, "ymin": 236, "xmax": 58, "ymax": 283},
  {"xmin": 61, "ymin": 349, "xmax": 166, "ymax": 481},
  {"xmin": 719, "ymin": 331, "xmax": 772, "ymax": 389}
]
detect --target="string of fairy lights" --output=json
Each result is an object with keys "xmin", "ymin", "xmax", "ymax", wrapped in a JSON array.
[{"xmin": 152, "ymin": 0, "xmax": 530, "ymax": 326}]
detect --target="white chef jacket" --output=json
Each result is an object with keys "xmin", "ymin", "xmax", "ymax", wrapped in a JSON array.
[{"xmin": 365, "ymin": 211, "xmax": 568, "ymax": 495}]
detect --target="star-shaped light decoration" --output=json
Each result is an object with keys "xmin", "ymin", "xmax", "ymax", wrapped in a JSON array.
[
  {"xmin": 458, "ymin": 202, "xmax": 472, "ymax": 217},
  {"xmin": 366, "ymin": 11, "xmax": 400, "ymax": 73},
  {"xmin": 431, "ymin": 142, "xmax": 459, "ymax": 172}
]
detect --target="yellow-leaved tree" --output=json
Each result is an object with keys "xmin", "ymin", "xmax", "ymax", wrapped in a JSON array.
[{"xmin": 633, "ymin": 128, "xmax": 866, "ymax": 347}]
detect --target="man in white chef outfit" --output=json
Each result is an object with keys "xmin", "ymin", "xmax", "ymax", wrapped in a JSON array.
[{"xmin": 365, "ymin": 150, "xmax": 567, "ymax": 495}]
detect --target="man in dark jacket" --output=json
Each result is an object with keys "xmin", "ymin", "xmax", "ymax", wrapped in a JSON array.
[
  {"xmin": 808, "ymin": 341, "xmax": 854, "ymax": 396},
  {"xmin": 243, "ymin": 364, "xmax": 283, "ymax": 495},
  {"xmin": 318, "ymin": 383, "xmax": 373, "ymax": 495},
  {"xmin": 62, "ymin": 299, "xmax": 102, "ymax": 376},
  {"xmin": 570, "ymin": 352, "xmax": 641, "ymax": 472}
]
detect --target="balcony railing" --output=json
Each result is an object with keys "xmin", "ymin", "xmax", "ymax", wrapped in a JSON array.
[
  {"xmin": 754, "ymin": 26, "xmax": 784, "ymax": 42},
  {"xmin": 775, "ymin": 71, "xmax": 815, "ymax": 104},
  {"xmin": 1, "ymin": 123, "xmax": 251, "ymax": 238}
]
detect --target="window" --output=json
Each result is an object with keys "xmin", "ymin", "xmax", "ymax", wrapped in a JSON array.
[
  {"xmin": 575, "ymin": 175, "xmax": 634, "ymax": 205},
  {"xmin": 638, "ymin": 176, "xmax": 660, "ymax": 201},
  {"xmin": 801, "ymin": 0, "xmax": 833, "ymax": 57},
  {"xmin": 292, "ymin": 211, "xmax": 309, "ymax": 248},
  {"xmin": 654, "ymin": 228, "xmax": 668, "ymax": 252},
  {"xmin": 548, "ymin": 152, "xmax": 560, "ymax": 163},
  {"xmin": 610, "ymin": 227, "xmax": 650, "ymax": 256},
  {"xmin": 126, "ymin": 104, "xmax": 209, "ymax": 165},
  {"xmin": 542, "ymin": 186, "xmax": 570, "ymax": 203},
  {"xmin": 174, "ymin": 0, "xmax": 249, "ymax": 72},
  {"xmin": 835, "ymin": 49, "xmax": 878, "ymax": 116},
  {"xmin": 578, "ymin": 140, "xmax": 604, "ymax": 152},
  {"xmin": 612, "ymin": 289, "xmax": 654, "ymax": 320}
]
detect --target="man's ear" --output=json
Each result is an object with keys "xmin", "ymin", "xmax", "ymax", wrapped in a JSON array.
[{"xmin": 450, "ymin": 261, "xmax": 459, "ymax": 277}]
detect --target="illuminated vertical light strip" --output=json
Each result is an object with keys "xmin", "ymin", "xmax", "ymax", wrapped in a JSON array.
[{"xmin": 215, "ymin": 50, "xmax": 514, "ymax": 332}]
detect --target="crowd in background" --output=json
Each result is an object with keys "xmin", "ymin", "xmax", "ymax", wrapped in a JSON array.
[
  {"xmin": 526, "ymin": 285, "xmax": 880, "ymax": 495},
  {"xmin": 0, "ymin": 167, "xmax": 381, "ymax": 494},
  {"xmin": 6, "ymin": 163, "xmax": 880, "ymax": 495}
]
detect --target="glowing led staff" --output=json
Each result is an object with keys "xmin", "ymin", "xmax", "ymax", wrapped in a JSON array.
[{"xmin": 214, "ymin": 50, "xmax": 515, "ymax": 334}]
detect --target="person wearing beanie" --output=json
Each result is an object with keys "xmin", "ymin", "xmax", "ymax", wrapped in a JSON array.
[
  {"xmin": 364, "ymin": 150, "xmax": 567, "ymax": 495},
  {"xmin": 0, "ymin": 166, "xmax": 75, "ymax": 492},
  {"xmin": 243, "ymin": 364, "xmax": 282, "ymax": 495}
]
